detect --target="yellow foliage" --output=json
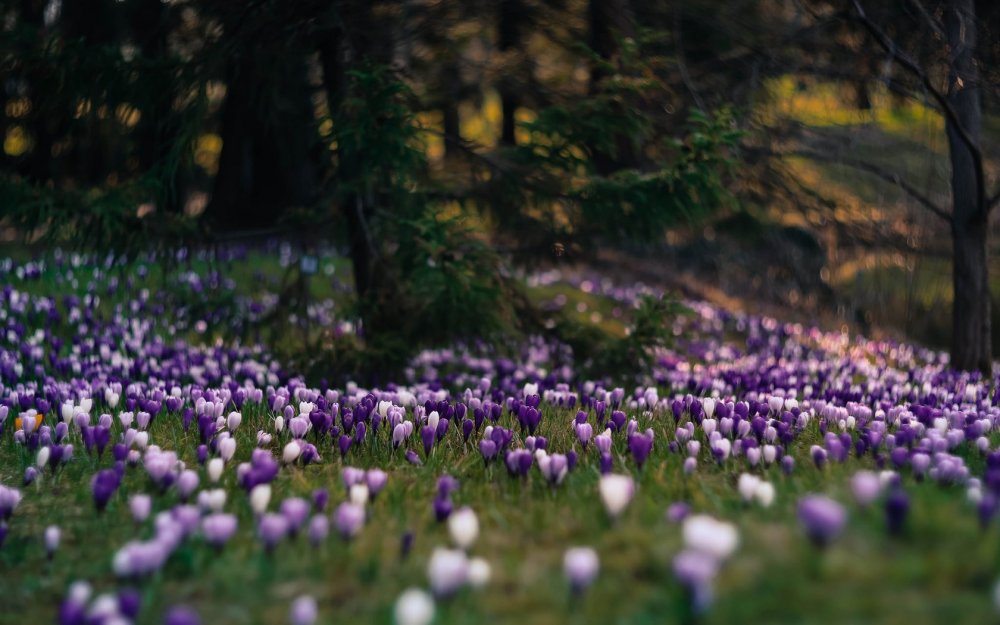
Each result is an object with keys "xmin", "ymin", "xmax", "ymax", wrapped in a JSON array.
[
  {"xmin": 5, "ymin": 97, "xmax": 31, "ymax": 118},
  {"xmin": 195, "ymin": 133, "xmax": 223, "ymax": 175},
  {"xmin": 4, "ymin": 126, "xmax": 31, "ymax": 156},
  {"xmin": 115, "ymin": 104, "xmax": 142, "ymax": 127}
]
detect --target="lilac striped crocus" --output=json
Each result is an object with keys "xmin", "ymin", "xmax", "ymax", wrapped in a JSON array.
[{"xmin": 538, "ymin": 453, "xmax": 568, "ymax": 485}]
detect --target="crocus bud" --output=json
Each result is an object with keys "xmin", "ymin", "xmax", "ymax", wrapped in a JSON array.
[
  {"xmin": 448, "ymin": 506, "xmax": 479, "ymax": 549},
  {"xmin": 44, "ymin": 525, "xmax": 60, "ymax": 559},
  {"xmin": 850, "ymin": 471, "xmax": 881, "ymax": 507},
  {"xmin": 682, "ymin": 514, "xmax": 739, "ymax": 560},
  {"xmin": 199, "ymin": 489, "xmax": 227, "ymax": 513},
  {"xmin": 797, "ymin": 495, "xmax": 846, "ymax": 547},
  {"xmin": 206, "ymin": 458, "xmax": 224, "ymax": 483},
  {"xmin": 177, "ymin": 470, "xmax": 200, "ymax": 501},
  {"xmin": 366, "ymin": 469, "xmax": 388, "ymax": 499},
  {"xmin": 563, "ymin": 547, "xmax": 599, "ymax": 593},
  {"xmin": 219, "ymin": 437, "xmax": 237, "ymax": 463},
  {"xmin": 36, "ymin": 446, "xmax": 50, "ymax": 469},
  {"xmin": 258, "ymin": 513, "xmax": 289, "ymax": 551},
  {"xmin": 334, "ymin": 502, "xmax": 365, "ymax": 540},
  {"xmin": 164, "ymin": 605, "xmax": 202, "ymax": 625},
  {"xmin": 250, "ymin": 484, "xmax": 272, "ymax": 515},
  {"xmin": 467, "ymin": 557, "xmax": 491, "ymax": 588},
  {"xmin": 308, "ymin": 514, "xmax": 329, "ymax": 545},
  {"xmin": 598, "ymin": 474, "xmax": 635, "ymax": 519},
  {"xmin": 282, "ymin": 441, "xmax": 301, "ymax": 464},
  {"xmin": 348, "ymin": 484, "xmax": 369, "ymax": 508},
  {"xmin": 201, "ymin": 513, "xmax": 238, "ymax": 548},
  {"xmin": 427, "ymin": 547, "xmax": 469, "ymax": 597},
  {"xmin": 290, "ymin": 595, "xmax": 318, "ymax": 625},
  {"xmin": 130, "ymin": 494, "xmax": 152, "ymax": 522},
  {"xmin": 394, "ymin": 589, "xmax": 434, "ymax": 625},
  {"xmin": 737, "ymin": 473, "xmax": 760, "ymax": 503},
  {"xmin": 754, "ymin": 481, "xmax": 775, "ymax": 508},
  {"xmin": 227, "ymin": 412, "xmax": 242, "ymax": 432}
]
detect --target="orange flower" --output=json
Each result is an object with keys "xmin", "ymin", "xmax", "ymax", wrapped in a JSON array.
[{"xmin": 14, "ymin": 413, "xmax": 43, "ymax": 432}]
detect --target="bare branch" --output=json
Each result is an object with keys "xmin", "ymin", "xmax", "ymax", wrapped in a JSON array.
[
  {"xmin": 906, "ymin": 0, "xmax": 946, "ymax": 40},
  {"xmin": 747, "ymin": 145, "xmax": 952, "ymax": 223},
  {"xmin": 850, "ymin": 0, "xmax": 986, "ymax": 216},
  {"xmin": 989, "ymin": 189, "xmax": 1000, "ymax": 211}
]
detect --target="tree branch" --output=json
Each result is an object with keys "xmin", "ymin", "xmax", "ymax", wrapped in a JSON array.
[
  {"xmin": 989, "ymin": 189, "xmax": 1000, "ymax": 211},
  {"xmin": 850, "ymin": 0, "xmax": 986, "ymax": 216},
  {"xmin": 748, "ymin": 145, "xmax": 952, "ymax": 223}
]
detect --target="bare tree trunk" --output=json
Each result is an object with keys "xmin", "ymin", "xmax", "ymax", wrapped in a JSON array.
[
  {"xmin": 498, "ymin": 0, "xmax": 523, "ymax": 147},
  {"xmin": 587, "ymin": 0, "xmax": 640, "ymax": 174},
  {"xmin": 946, "ymin": 0, "xmax": 991, "ymax": 372}
]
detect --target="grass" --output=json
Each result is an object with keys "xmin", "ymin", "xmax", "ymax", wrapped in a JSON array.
[{"xmin": 1, "ymin": 395, "xmax": 999, "ymax": 625}]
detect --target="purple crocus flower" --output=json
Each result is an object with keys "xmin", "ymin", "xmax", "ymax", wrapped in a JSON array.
[
  {"xmin": 666, "ymin": 502, "xmax": 691, "ymax": 524},
  {"xmin": 312, "ymin": 488, "xmax": 329, "ymax": 512},
  {"xmin": 797, "ymin": 495, "xmax": 847, "ymax": 547},
  {"xmin": 505, "ymin": 449, "xmax": 533, "ymax": 477},
  {"xmin": 885, "ymin": 489, "xmax": 909, "ymax": 536},
  {"xmin": 400, "ymin": 530, "xmax": 415, "ymax": 559},
  {"xmin": 201, "ymin": 513, "xmax": 238, "ymax": 548},
  {"xmin": 576, "ymin": 422, "xmax": 593, "ymax": 449},
  {"xmin": 118, "ymin": 588, "xmax": 142, "ymax": 620},
  {"xmin": 672, "ymin": 549, "xmax": 718, "ymax": 613},
  {"xmin": 280, "ymin": 498, "xmax": 311, "ymax": 535},
  {"xmin": 91, "ymin": 469, "xmax": 120, "ymax": 512},
  {"xmin": 628, "ymin": 432, "xmax": 653, "ymax": 469},
  {"xmin": 258, "ymin": 513, "xmax": 289, "ymax": 551},
  {"xmin": 333, "ymin": 502, "xmax": 365, "ymax": 540},
  {"xmin": 479, "ymin": 439, "xmax": 498, "ymax": 465},
  {"xmin": 810, "ymin": 445, "xmax": 827, "ymax": 470},
  {"xmin": 563, "ymin": 546, "xmax": 599, "ymax": 593},
  {"xmin": 338, "ymin": 435, "xmax": 352, "ymax": 459},
  {"xmin": 366, "ymin": 469, "xmax": 389, "ymax": 498},
  {"xmin": 290, "ymin": 596, "xmax": 318, "ymax": 625},
  {"xmin": 309, "ymin": 514, "xmax": 330, "ymax": 546},
  {"xmin": 433, "ymin": 496, "xmax": 453, "ymax": 522},
  {"xmin": 421, "ymin": 425, "xmax": 436, "ymax": 457},
  {"xmin": 599, "ymin": 452, "xmax": 613, "ymax": 475},
  {"xmin": 163, "ymin": 606, "xmax": 201, "ymax": 625},
  {"xmin": 539, "ymin": 453, "xmax": 568, "ymax": 485},
  {"xmin": 405, "ymin": 449, "xmax": 422, "ymax": 465}
]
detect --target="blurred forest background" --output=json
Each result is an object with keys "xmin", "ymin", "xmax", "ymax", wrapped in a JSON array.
[{"xmin": 2, "ymin": 0, "xmax": 1000, "ymax": 378}]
